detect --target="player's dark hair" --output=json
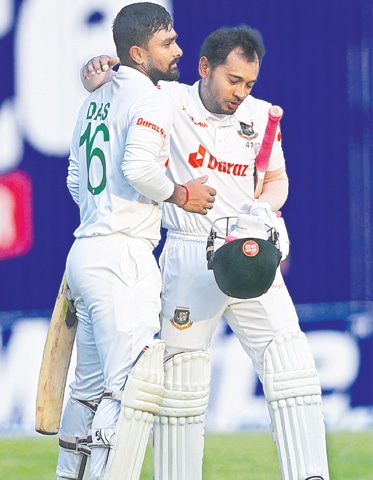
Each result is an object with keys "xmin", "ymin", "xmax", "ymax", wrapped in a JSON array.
[
  {"xmin": 199, "ymin": 25, "xmax": 265, "ymax": 69},
  {"xmin": 112, "ymin": 2, "xmax": 173, "ymax": 64}
]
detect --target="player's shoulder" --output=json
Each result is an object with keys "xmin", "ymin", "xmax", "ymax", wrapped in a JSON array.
[
  {"xmin": 116, "ymin": 66, "xmax": 172, "ymax": 101},
  {"xmin": 158, "ymin": 80, "xmax": 190, "ymax": 98},
  {"xmin": 125, "ymin": 78, "xmax": 173, "ymax": 114}
]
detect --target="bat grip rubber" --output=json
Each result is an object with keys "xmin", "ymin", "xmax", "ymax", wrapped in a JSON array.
[{"xmin": 255, "ymin": 105, "xmax": 283, "ymax": 172}]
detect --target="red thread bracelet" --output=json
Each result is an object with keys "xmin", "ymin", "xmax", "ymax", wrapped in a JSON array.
[{"xmin": 180, "ymin": 184, "xmax": 189, "ymax": 207}]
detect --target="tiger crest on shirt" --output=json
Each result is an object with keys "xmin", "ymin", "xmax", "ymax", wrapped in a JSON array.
[
  {"xmin": 237, "ymin": 121, "xmax": 258, "ymax": 141},
  {"xmin": 171, "ymin": 307, "xmax": 193, "ymax": 330}
]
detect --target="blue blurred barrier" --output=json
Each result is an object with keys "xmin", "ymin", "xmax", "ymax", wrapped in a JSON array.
[{"xmin": 1, "ymin": 302, "xmax": 372, "ymax": 435}]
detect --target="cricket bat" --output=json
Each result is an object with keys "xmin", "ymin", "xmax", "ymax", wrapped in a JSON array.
[
  {"xmin": 254, "ymin": 105, "xmax": 284, "ymax": 198},
  {"xmin": 35, "ymin": 272, "xmax": 77, "ymax": 434}
]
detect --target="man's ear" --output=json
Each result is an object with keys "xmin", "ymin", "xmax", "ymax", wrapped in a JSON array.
[
  {"xmin": 129, "ymin": 45, "xmax": 145, "ymax": 64},
  {"xmin": 199, "ymin": 56, "xmax": 211, "ymax": 78}
]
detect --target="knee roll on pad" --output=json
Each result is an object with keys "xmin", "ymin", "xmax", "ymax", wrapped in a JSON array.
[
  {"xmin": 98, "ymin": 340, "xmax": 166, "ymax": 480},
  {"xmin": 263, "ymin": 332, "xmax": 329, "ymax": 480},
  {"xmin": 153, "ymin": 351, "xmax": 210, "ymax": 480}
]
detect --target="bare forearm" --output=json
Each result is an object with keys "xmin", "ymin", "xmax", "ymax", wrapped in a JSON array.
[{"xmin": 81, "ymin": 68, "xmax": 115, "ymax": 92}]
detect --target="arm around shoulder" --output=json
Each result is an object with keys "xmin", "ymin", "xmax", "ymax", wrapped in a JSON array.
[{"xmin": 81, "ymin": 55, "xmax": 119, "ymax": 92}]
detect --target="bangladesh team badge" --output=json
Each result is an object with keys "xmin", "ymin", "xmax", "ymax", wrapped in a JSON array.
[
  {"xmin": 171, "ymin": 307, "xmax": 193, "ymax": 330},
  {"xmin": 237, "ymin": 121, "xmax": 258, "ymax": 141}
]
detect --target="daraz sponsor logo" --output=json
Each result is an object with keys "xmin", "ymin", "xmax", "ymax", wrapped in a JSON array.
[
  {"xmin": 188, "ymin": 144, "xmax": 249, "ymax": 177},
  {"xmin": 136, "ymin": 118, "xmax": 166, "ymax": 139}
]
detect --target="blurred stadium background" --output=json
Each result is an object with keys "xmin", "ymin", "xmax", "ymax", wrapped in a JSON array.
[{"xmin": 0, "ymin": 0, "xmax": 371, "ymax": 435}]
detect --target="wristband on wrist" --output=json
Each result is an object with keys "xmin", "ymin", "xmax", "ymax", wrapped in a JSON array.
[{"xmin": 179, "ymin": 184, "xmax": 189, "ymax": 207}]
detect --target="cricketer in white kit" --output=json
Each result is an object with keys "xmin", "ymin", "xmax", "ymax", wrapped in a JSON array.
[
  {"xmin": 59, "ymin": 65, "xmax": 174, "ymax": 480},
  {"xmin": 82, "ymin": 24, "xmax": 329, "ymax": 480},
  {"xmin": 157, "ymin": 81, "xmax": 329, "ymax": 480},
  {"xmin": 56, "ymin": 4, "xmax": 216, "ymax": 480}
]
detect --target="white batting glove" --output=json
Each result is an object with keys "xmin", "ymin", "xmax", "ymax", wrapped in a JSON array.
[
  {"xmin": 232, "ymin": 212, "xmax": 267, "ymax": 239},
  {"xmin": 249, "ymin": 201, "xmax": 272, "ymax": 220},
  {"xmin": 250, "ymin": 201, "xmax": 279, "ymax": 236}
]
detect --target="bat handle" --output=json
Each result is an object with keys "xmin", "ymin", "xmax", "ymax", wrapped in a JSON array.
[
  {"xmin": 268, "ymin": 105, "xmax": 283, "ymax": 121},
  {"xmin": 254, "ymin": 105, "xmax": 284, "ymax": 199},
  {"xmin": 256, "ymin": 105, "xmax": 283, "ymax": 171}
]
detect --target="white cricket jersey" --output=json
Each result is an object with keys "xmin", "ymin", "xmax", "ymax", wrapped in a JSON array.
[
  {"xmin": 67, "ymin": 66, "xmax": 174, "ymax": 244},
  {"xmin": 159, "ymin": 80, "xmax": 285, "ymax": 236}
]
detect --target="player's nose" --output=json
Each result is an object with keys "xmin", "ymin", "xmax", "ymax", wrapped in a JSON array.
[
  {"xmin": 174, "ymin": 42, "xmax": 183, "ymax": 58},
  {"xmin": 234, "ymin": 87, "xmax": 247, "ymax": 101}
]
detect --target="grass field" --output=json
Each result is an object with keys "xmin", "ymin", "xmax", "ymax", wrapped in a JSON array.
[{"xmin": 1, "ymin": 431, "xmax": 372, "ymax": 479}]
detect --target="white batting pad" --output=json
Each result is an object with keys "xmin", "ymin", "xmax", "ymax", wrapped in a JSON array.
[
  {"xmin": 263, "ymin": 332, "xmax": 329, "ymax": 480},
  {"xmin": 153, "ymin": 351, "xmax": 210, "ymax": 480},
  {"xmin": 102, "ymin": 340, "xmax": 165, "ymax": 480}
]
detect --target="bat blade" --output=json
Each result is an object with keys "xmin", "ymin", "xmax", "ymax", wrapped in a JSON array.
[
  {"xmin": 254, "ymin": 105, "xmax": 284, "ymax": 199},
  {"xmin": 35, "ymin": 273, "xmax": 77, "ymax": 435}
]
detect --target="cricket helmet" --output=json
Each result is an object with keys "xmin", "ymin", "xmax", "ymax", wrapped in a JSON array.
[{"xmin": 207, "ymin": 221, "xmax": 282, "ymax": 299}]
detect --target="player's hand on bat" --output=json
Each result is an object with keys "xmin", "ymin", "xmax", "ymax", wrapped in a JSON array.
[
  {"xmin": 81, "ymin": 55, "xmax": 119, "ymax": 92},
  {"xmin": 181, "ymin": 175, "xmax": 216, "ymax": 215}
]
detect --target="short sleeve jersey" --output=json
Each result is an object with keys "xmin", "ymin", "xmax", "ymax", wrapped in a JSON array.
[
  {"xmin": 159, "ymin": 80, "xmax": 285, "ymax": 236},
  {"xmin": 67, "ymin": 66, "xmax": 174, "ymax": 244}
]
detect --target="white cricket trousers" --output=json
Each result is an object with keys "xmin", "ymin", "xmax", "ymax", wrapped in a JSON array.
[
  {"xmin": 159, "ymin": 231, "xmax": 300, "ymax": 379},
  {"xmin": 56, "ymin": 233, "xmax": 161, "ymax": 479}
]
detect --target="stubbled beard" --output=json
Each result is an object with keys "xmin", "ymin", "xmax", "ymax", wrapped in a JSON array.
[{"xmin": 150, "ymin": 64, "xmax": 180, "ymax": 83}]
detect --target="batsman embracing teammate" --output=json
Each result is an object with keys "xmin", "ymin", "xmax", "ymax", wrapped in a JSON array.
[
  {"xmin": 55, "ymin": 3, "xmax": 215, "ymax": 480},
  {"xmin": 81, "ymin": 13, "xmax": 330, "ymax": 480}
]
